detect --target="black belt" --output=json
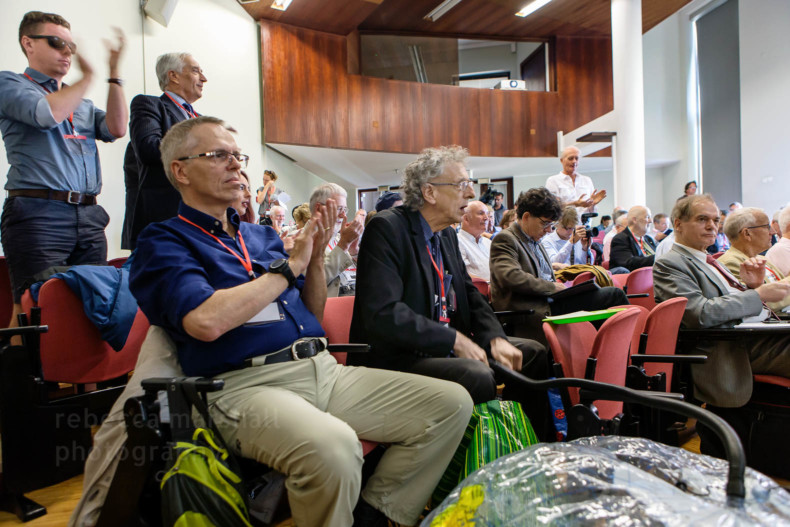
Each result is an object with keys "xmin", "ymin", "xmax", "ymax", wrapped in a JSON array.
[
  {"xmin": 243, "ymin": 337, "xmax": 328, "ymax": 368},
  {"xmin": 8, "ymin": 189, "xmax": 97, "ymax": 205}
]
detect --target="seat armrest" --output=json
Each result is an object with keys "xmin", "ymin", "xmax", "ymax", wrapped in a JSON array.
[
  {"xmin": 141, "ymin": 376, "xmax": 225, "ymax": 395},
  {"xmin": 630, "ymin": 354, "xmax": 707, "ymax": 365},
  {"xmin": 327, "ymin": 343, "xmax": 370, "ymax": 354}
]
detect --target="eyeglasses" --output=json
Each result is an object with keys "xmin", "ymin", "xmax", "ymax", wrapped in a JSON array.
[
  {"xmin": 537, "ymin": 217, "xmax": 556, "ymax": 229},
  {"xmin": 178, "ymin": 150, "xmax": 249, "ymax": 168},
  {"xmin": 27, "ymin": 35, "xmax": 77, "ymax": 53},
  {"xmin": 745, "ymin": 224, "xmax": 770, "ymax": 231},
  {"xmin": 429, "ymin": 179, "xmax": 477, "ymax": 191}
]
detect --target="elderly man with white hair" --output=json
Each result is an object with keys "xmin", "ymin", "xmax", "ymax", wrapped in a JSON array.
[
  {"xmin": 457, "ymin": 200, "xmax": 492, "ymax": 280},
  {"xmin": 719, "ymin": 207, "xmax": 790, "ymax": 311},
  {"xmin": 767, "ymin": 206, "xmax": 790, "ymax": 276},
  {"xmin": 128, "ymin": 52, "xmax": 207, "ymax": 249},
  {"xmin": 309, "ymin": 183, "xmax": 363, "ymax": 297},
  {"xmin": 545, "ymin": 146, "xmax": 606, "ymax": 213},
  {"xmin": 609, "ymin": 205, "xmax": 657, "ymax": 271}
]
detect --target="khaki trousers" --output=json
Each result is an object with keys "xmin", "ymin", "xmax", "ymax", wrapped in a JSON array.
[{"xmin": 207, "ymin": 351, "xmax": 472, "ymax": 527}]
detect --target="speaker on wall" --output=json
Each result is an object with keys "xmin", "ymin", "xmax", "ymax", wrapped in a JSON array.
[{"xmin": 143, "ymin": 0, "xmax": 179, "ymax": 27}]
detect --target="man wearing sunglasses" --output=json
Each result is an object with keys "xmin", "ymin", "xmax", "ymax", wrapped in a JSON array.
[
  {"xmin": 0, "ymin": 11, "xmax": 127, "ymax": 326},
  {"xmin": 127, "ymin": 52, "xmax": 208, "ymax": 249}
]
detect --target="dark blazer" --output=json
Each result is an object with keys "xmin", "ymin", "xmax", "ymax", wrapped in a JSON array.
[
  {"xmin": 121, "ymin": 143, "xmax": 139, "ymax": 250},
  {"xmin": 609, "ymin": 227, "xmax": 657, "ymax": 270},
  {"xmin": 128, "ymin": 94, "xmax": 192, "ymax": 249},
  {"xmin": 348, "ymin": 206, "xmax": 506, "ymax": 371}
]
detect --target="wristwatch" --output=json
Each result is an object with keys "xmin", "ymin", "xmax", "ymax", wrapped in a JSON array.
[{"xmin": 269, "ymin": 258, "xmax": 296, "ymax": 288}]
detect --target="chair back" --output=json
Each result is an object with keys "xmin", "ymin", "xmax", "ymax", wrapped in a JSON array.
[
  {"xmin": 542, "ymin": 320, "xmax": 597, "ymax": 406},
  {"xmin": 611, "ymin": 272, "xmax": 629, "ymax": 289},
  {"xmin": 642, "ymin": 297, "xmax": 688, "ymax": 387},
  {"xmin": 21, "ymin": 278, "xmax": 148, "ymax": 384},
  {"xmin": 602, "ymin": 260, "xmax": 610, "ymax": 270},
  {"xmin": 612, "ymin": 304, "xmax": 649, "ymax": 356},
  {"xmin": 321, "ymin": 296, "xmax": 355, "ymax": 365},
  {"xmin": 0, "ymin": 256, "xmax": 13, "ymax": 327},
  {"xmin": 471, "ymin": 277, "xmax": 490, "ymax": 300},
  {"xmin": 625, "ymin": 267, "xmax": 656, "ymax": 310},
  {"xmin": 572, "ymin": 271, "xmax": 594, "ymax": 286},
  {"xmin": 108, "ymin": 257, "xmax": 128, "ymax": 268},
  {"xmin": 589, "ymin": 308, "xmax": 641, "ymax": 419}
]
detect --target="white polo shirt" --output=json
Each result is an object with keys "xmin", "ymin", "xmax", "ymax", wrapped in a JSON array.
[{"xmin": 457, "ymin": 229, "xmax": 492, "ymax": 281}]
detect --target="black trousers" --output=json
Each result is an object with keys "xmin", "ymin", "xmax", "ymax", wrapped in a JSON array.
[
  {"xmin": 404, "ymin": 337, "xmax": 553, "ymax": 440},
  {"xmin": 549, "ymin": 285, "xmax": 629, "ymax": 318}
]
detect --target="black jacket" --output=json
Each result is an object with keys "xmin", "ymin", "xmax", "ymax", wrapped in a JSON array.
[
  {"xmin": 348, "ymin": 206, "xmax": 505, "ymax": 371},
  {"xmin": 609, "ymin": 227, "xmax": 657, "ymax": 271}
]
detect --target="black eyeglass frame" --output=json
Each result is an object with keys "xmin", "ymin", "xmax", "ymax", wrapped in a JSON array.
[
  {"xmin": 27, "ymin": 35, "xmax": 77, "ymax": 53},
  {"xmin": 177, "ymin": 150, "xmax": 250, "ymax": 168}
]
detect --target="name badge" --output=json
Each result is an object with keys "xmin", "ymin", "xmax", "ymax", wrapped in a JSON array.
[{"xmin": 244, "ymin": 301, "xmax": 285, "ymax": 326}]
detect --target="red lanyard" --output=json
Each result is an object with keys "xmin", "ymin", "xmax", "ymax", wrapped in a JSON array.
[
  {"xmin": 164, "ymin": 92, "xmax": 198, "ymax": 118},
  {"xmin": 426, "ymin": 244, "xmax": 450, "ymax": 323},
  {"xmin": 179, "ymin": 215, "xmax": 255, "ymax": 280},
  {"xmin": 23, "ymin": 72, "xmax": 86, "ymax": 139}
]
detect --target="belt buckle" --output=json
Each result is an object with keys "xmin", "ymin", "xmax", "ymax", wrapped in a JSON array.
[
  {"xmin": 66, "ymin": 191, "xmax": 81, "ymax": 205},
  {"xmin": 290, "ymin": 337, "xmax": 326, "ymax": 360}
]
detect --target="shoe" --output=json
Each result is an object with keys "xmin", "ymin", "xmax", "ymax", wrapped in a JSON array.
[{"xmin": 352, "ymin": 498, "xmax": 390, "ymax": 527}]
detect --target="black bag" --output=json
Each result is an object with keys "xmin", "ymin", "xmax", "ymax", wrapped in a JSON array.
[{"xmin": 699, "ymin": 380, "xmax": 790, "ymax": 479}]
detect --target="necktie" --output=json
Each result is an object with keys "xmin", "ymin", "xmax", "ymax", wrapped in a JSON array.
[
  {"xmin": 182, "ymin": 102, "xmax": 195, "ymax": 117},
  {"xmin": 642, "ymin": 238, "xmax": 655, "ymax": 256}
]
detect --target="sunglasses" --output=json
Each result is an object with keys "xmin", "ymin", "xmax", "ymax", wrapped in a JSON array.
[{"xmin": 27, "ymin": 35, "xmax": 77, "ymax": 53}]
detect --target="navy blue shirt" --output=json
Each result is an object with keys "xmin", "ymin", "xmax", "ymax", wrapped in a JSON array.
[
  {"xmin": 0, "ymin": 68, "xmax": 116, "ymax": 193},
  {"xmin": 130, "ymin": 202, "xmax": 325, "ymax": 377}
]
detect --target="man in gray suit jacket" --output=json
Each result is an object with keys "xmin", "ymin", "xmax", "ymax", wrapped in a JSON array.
[
  {"xmin": 490, "ymin": 187, "xmax": 627, "ymax": 345},
  {"xmin": 653, "ymin": 194, "xmax": 790, "ymax": 407}
]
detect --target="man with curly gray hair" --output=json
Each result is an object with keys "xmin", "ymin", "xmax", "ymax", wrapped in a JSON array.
[{"xmin": 350, "ymin": 145, "xmax": 552, "ymax": 439}]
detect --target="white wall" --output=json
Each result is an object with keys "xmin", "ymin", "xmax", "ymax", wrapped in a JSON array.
[
  {"xmin": 0, "ymin": 0, "xmax": 325, "ymax": 257},
  {"xmin": 739, "ymin": 0, "xmax": 790, "ymax": 217}
]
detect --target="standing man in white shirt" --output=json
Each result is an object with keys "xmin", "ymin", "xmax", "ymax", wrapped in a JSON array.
[
  {"xmin": 457, "ymin": 200, "xmax": 492, "ymax": 280},
  {"xmin": 540, "ymin": 206, "xmax": 591, "ymax": 268},
  {"xmin": 545, "ymin": 146, "xmax": 606, "ymax": 214}
]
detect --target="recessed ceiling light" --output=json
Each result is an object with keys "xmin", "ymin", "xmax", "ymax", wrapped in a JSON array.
[
  {"xmin": 516, "ymin": 0, "xmax": 552, "ymax": 18},
  {"xmin": 271, "ymin": 0, "xmax": 292, "ymax": 11},
  {"xmin": 424, "ymin": 0, "xmax": 463, "ymax": 22}
]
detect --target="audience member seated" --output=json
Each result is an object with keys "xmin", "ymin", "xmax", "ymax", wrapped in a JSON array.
[
  {"xmin": 489, "ymin": 187, "xmax": 627, "ymax": 344},
  {"xmin": 234, "ymin": 171, "xmax": 256, "ymax": 224},
  {"xmin": 499, "ymin": 209, "xmax": 517, "ymax": 231},
  {"xmin": 654, "ymin": 220, "xmax": 676, "ymax": 260},
  {"xmin": 729, "ymin": 201, "xmax": 743, "ymax": 212},
  {"xmin": 283, "ymin": 202, "xmax": 310, "ymax": 237},
  {"xmin": 458, "ymin": 200, "xmax": 493, "ymax": 280},
  {"xmin": 269, "ymin": 204, "xmax": 287, "ymax": 236},
  {"xmin": 653, "ymin": 194, "xmax": 790, "ymax": 408},
  {"xmin": 610, "ymin": 206, "xmax": 657, "ymax": 271},
  {"xmin": 374, "ymin": 190, "xmax": 402, "ymax": 212},
  {"xmin": 718, "ymin": 207, "xmax": 790, "ymax": 311},
  {"xmin": 678, "ymin": 180, "xmax": 697, "ymax": 201},
  {"xmin": 706, "ymin": 210, "xmax": 729, "ymax": 254},
  {"xmin": 767, "ymin": 205, "xmax": 790, "ymax": 277},
  {"xmin": 603, "ymin": 211, "xmax": 628, "ymax": 261},
  {"xmin": 540, "ymin": 206, "xmax": 592, "ymax": 268},
  {"xmin": 545, "ymin": 146, "xmax": 606, "ymax": 213},
  {"xmin": 309, "ymin": 183, "xmax": 362, "ymax": 298},
  {"xmin": 770, "ymin": 208, "xmax": 783, "ymax": 247},
  {"xmin": 598, "ymin": 215, "xmax": 612, "ymax": 233},
  {"xmin": 129, "ymin": 117, "xmax": 472, "ymax": 527},
  {"xmin": 651, "ymin": 212, "xmax": 671, "ymax": 242},
  {"xmin": 349, "ymin": 146, "xmax": 549, "ymax": 425}
]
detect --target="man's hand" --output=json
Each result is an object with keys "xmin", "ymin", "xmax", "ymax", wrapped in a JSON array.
[
  {"xmin": 453, "ymin": 331, "xmax": 487, "ymax": 364},
  {"xmin": 552, "ymin": 262, "xmax": 569, "ymax": 271},
  {"xmin": 572, "ymin": 225, "xmax": 586, "ymax": 244},
  {"xmin": 756, "ymin": 282, "xmax": 790, "ymax": 303},
  {"xmin": 311, "ymin": 200, "xmax": 338, "ymax": 260},
  {"xmin": 282, "ymin": 235, "xmax": 295, "ymax": 253},
  {"xmin": 490, "ymin": 337, "xmax": 522, "ymax": 371},
  {"xmin": 553, "ymin": 282, "xmax": 567, "ymax": 292},
  {"xmin": 75, "ymin": 52, "xmax": 94, "ymax": 81},
  {"xmin": 573, "ymin": 194, "xmax": 594, "ymax": 209},
  {"xmin": 337, "ymin": 219, "xmax": 363, "ymax": 252},
  {"xmin": 740, "ymin": 256, "xmax": 767, "ymax": 290},
  {"xmin": 590, "ymin": 189, "xmax": 606, "ymax": 206},
  {"xmin": 104, "ymin": 27, "xmax": 125, "ymax": 77}
]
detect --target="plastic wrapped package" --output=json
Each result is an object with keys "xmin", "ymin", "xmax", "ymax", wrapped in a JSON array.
[{"xmin": 423, "ymin": 436, "xmax": 790, "ymax": 526}]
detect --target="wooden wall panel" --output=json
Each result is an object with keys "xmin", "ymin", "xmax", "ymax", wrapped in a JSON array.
[{"xmin": 261, "ymin": 21, "xmax": 613, "ymax": 158}]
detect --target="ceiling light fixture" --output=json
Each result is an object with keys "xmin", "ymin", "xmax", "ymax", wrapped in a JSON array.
[
  {"xmin": 516, "ymin": 0, "xmax": 552, "ymax": 18},
  {"xmin": 271, "ymin": 0, "xmax": 292, "ymax": 11},
  {"xmin": 424, "ymin": 0, "xmax": 462, "ymax": 22}
]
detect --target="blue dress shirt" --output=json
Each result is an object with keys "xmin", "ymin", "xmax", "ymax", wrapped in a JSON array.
[
  {"xmin": 130, "ymin": 203, "xmax": 325, "ymax": 377},
  {"xmin": 0, "ymin": 67, "xmax": 115, "ymax": 193}
]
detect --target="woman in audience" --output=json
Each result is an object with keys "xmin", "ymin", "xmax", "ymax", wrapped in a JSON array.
[
  {"xmin": 234, "ymin": 171, "xmax": 256, "ymax": 224},
  {"xmin": 679, "ymin": 181, "xmax": 697, "ymax": 201},
  {"xmin": 256, "ymin": 169, "xmax": 282, "ymax": 225},
  {"xmin": 282, "ymin": 203, "xmax": 311, "ymax": 237},
  {"xmin": 499, "ymin": 209, "xmax": 517, "ymax": 230}
]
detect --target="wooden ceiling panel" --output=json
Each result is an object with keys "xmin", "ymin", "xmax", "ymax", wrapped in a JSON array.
[{"xmin": 242, "ymin": 0, "xmax": 691, "ymax": 39}]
